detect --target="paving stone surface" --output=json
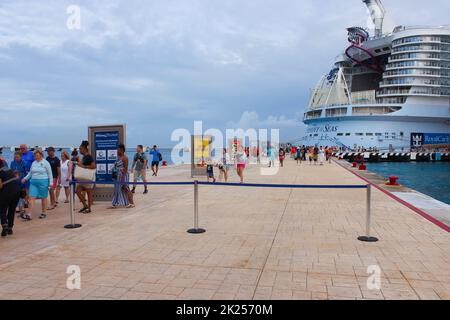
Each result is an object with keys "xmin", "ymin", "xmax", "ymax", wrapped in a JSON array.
[{"xmin": 0, "ymin": 160, "xmax": 449, "ymax": 300}]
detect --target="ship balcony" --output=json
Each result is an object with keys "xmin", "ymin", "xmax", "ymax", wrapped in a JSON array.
[
  {"xmin": 385, "ymin": 65, "xmax": 450, "ymax": 71},
  {"xmin": 304, "ymin": 110, "xmax": 322, "ymax": 120},
  {"xmin": 379, "ymin": 79, "xmax": 450, "ymax": 88},
  {"xmin": 392, "ymin": 40, "xmax": 448, "ymax": 48},
  {"xmin": 392, "ymin": 47, "xmax": 450, "ymax": 54},
  {"xmin": 383, "ymin": 73, "xmax": 450, "ymax": 79},
  {"xmin": 388, "ymin": 57, "xmax": 450, "ymax": 63},
  {"xmin": 351, "ymin": 105, "xmax": 402, "ymax": 116},
  {"xmin": 377, "ymin": 87, "xmax": 450, "ymax": 96}
]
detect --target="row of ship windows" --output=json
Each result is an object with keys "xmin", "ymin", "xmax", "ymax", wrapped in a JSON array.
[
  {"xmin": 381, "ymin": 77, "xmax": 450, "ymax": 86},
  {"xmin": 376, "ymin": 97, "xmax": 407, "ymax": 104},
  {"xmin": 392, "ymin": 36, "xmax": 450, "ymax": 46},
  {"xmin": 378, "ymin": 88, "xmax": 450, "ymax": 96},
  {"xmin": 390, "ymin": 52, "xmax": 450, "ymax": 61},
  {"xmin": 384, "ymin": 69, "xmax": 450, "ymax": 77},
  {"xmin": 392, "ymin": 44, "xmax": 450, "ymax": 53},
  {"xmin": 310, "ymin": 132, "xmax": 404, "ymax": 137},
  {"xmin": 387, "ymin": 61, "xmax": 450, "ymax": 69}
]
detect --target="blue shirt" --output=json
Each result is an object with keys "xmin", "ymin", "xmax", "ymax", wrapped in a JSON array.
[
  {"xmin": 10, "ymin": 160, "xmax": 27, "ymax": 188},
  {"xmin": 149, "ymin": 149, "xmax": 161, "ymax": 162},
  {"xmin": 21, "ymin": 151, "xmax": 34, "ymax": 172}
]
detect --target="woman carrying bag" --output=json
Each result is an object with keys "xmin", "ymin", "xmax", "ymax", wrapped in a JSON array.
[
  {"xmin": 109, "ymin": 144, "xmax": 134, "ymax": 209},
  {"xmin": 75, "ymin": 141, "xmax": 96, "ymax": 214}
]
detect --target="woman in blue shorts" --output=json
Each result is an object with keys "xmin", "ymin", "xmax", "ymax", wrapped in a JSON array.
[{"xmin": 21, "ymin": 150, "xmax": 53, "ymax": 220}]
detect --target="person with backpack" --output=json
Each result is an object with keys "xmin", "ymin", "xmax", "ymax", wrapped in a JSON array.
[{"xmin": 149, "ymin": 145, "xmax": 162, "ymax": 177}]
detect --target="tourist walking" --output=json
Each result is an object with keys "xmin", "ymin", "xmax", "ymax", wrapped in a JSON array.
[
  {"xmin": 319, "ymin": 146, "xmax": 326, "ymax": 165},
  {"xmin": 10, "ymin": 152, "xmax": 27, "ymax": 214},
  {"xmin": 149, "ymin": 145, "xmax": 162, "ymax": 177},
  {"xmin": 56, "ymin": 151, "xmax": 72, "ymax": 204},
  {"xmin": 21, "ymin": 150, "xmax": 53, "ymax": 220},
  {"xmin": 279, "ymin": 148, "xmax": 286, "ymax": 167},
  {"xmin": 313, "ymin": 146, "xmax": 319, "ymax": 165},
  {"xmin": 0, "ymin": 168, "xmax": 21, "ymax": 237},
  {"xmin": 295, "ymin": 146, "xmax": 302, "ymax": 165},
  {"xmin": 19, "ymin": 144, "xmax": 34, "ymax": 207},
  {"xmin": 75, "ymin": 141, "xmax": 96, "ymax": 214},
  {"xmin": 110, "ymin": 144, "xmax": 134, "ymax": 208},
  {"xmin": 46, "ymin": 147, "xmax": 61, "ymax": 210},
  {"xmin": 268, "ymin": 146, "xmax": 276, "ymax": 168},
  {"xmin": 218, "ymin": 148, "xmax": 230, "ymax": 182},
  {"xmin": 131, "ymin": 145, "xmax": 148, "ymax": 194},
  {"xmin": 236, "ymin": 147, "xmax": 247, "ymax": 183},
  {"xmin": 206, "ymin": 162, "xmax": 216, "ymax": 183}
]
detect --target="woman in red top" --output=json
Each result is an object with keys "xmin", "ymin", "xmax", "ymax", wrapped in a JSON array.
[{"xmin": 279, "ymin": 148, "xmax": 286, "ymax": 167}]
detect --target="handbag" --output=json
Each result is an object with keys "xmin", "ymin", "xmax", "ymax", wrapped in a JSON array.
[
  {"xmin": 111, "ymin": 166, "xmax": 118, "ymax": 180},
  {"xmin": 74, "ymin": 165, "xmax": 96, "ymax": 182}
]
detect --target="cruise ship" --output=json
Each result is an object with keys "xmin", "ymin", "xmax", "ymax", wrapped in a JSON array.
[{"xmin": 301, "ymin": 0, "xmax": 450, "ymax": 151}]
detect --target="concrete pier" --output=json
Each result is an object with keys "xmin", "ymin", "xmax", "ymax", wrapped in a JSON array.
[{"xmin": 0, "ymin": 159, "xmax": 449, "ymax": 300}]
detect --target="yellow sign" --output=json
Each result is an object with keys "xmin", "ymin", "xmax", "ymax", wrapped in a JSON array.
[{"xmin": 192, "ymin": 135, "xmax": 212, "ymax": 166}]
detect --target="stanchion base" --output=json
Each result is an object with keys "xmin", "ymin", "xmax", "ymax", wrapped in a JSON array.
[
  {"xmin": 187, "ymin": 228, "xmax": 206, "ymax": 234},
  {"xmin": 358, "ymin": 236, "xmax": 379, "ymax": 242},
  {"xmin": 64, "ymin": 224, "xmax": 82, "ymax": 229}
]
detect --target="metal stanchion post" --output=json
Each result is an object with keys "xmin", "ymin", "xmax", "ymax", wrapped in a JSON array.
[
  {"xmin": 64, "ymin": 182, "xmax": 82, "ymax": 229},
  {"xmin": 187, "ymin": 180, "xmax": 206, "ymax": 234},
  {"xmin": 358, "ymin": 184, "xmax": 378, "ymax": 242}
]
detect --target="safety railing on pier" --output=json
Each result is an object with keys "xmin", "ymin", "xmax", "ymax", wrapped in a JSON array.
[{"xmin": 67, "ymin": 180, "xmax": 378, "ymax": 243}]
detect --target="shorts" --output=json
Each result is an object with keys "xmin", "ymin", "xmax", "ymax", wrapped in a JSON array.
[
  {"xmin": 29, "ymin": 179, "xmax": 49, "ymax": 199},
  {"xmin": 207, "ymin": 172, "xmax": 214, "ymax": 178},
  {"xmin": 50, "ymin": 178, "xmax": 58, "ymax": 189},
  {"xmin": 134, "ymin": 169, "xmax": 147, "ymax": 180},
  {"xmin": 237, "ymin": 164, "xmax": 246, "ymax": 170},
  {"xmin": 151, "ymin": 161, "xmax": 159, "ymax": 167}
]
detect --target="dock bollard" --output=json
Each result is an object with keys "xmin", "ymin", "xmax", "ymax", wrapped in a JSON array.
[
  {"xmin": 64, "ymin": 183, "xmax": 82, "ymax": 229},
  {"xmin": 358, "ymin": 184, "xmax": 378, "ymax": 242},
  {"xmin": 187, "ymin": 180, "xmax": 206, "ymax": 234}
]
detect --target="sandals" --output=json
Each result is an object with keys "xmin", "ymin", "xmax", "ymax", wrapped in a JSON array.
[
  {"xmin": 22, "ymin": 214, "xmax": 32, "ymax": 221},
  {"xmin": 126, "ymin": 204, "xmax": 135, "ymax": 209},
  {"xmin": 38, "ymin": 213, "xmax": 47, "ymax": 219},
  {"xmin": 82, "ymin": 209, "xmax": 91, "ymax": 214},
  {"xmin": 79, "ymin": 207, "xmax": 88, "ymax": 213},
  {"xmin": 64, "ymin": 200, "xmax": 70, "ymax": 204}
]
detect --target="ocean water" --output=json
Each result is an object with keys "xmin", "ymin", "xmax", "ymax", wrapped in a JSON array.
[
  {"xmin": 0, "ymin": 148, "xmax": 175, "ymax": 168},
  {"xmin": 366, "ymin": 162, "xmax": 450, "ymax": 205}
]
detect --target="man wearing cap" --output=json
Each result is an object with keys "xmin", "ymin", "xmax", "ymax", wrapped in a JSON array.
[{"xmin": 46, "ymin": 147, "xmax": 61, "ymax": 210}]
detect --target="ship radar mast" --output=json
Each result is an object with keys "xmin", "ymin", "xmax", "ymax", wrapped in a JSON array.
[{"xmin": 362, "ymin": 0, "xmax": 386, "ymax": 37}]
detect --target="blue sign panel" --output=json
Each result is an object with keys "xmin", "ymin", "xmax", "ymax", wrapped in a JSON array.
[
  {"xmin": 411, "ymin": 133, "xmax": 450, "ymax": 148},
  {"xmin": 94, "ymin": 131, "xmax": 119, "ymax": 182}
]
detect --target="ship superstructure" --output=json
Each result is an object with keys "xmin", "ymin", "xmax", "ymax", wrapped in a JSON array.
[{"xmin": 301, "ymin": 0, "xmax": 450, "ymax": 151}]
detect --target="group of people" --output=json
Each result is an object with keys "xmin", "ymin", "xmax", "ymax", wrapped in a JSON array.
[
  {"xmin": 205, "ymin": 146, "xmax": 248, "ymax": 184},
  {"xmin": 289, "ymin": 145, "xmax": 335, "ymax": 165},
  {"xmin": 0, "ymin": 142, "xmax": 163, "ymax": 237}
]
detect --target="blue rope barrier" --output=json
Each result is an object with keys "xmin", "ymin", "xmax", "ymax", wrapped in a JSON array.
[
  {"xmin": 197, "ymin": 181, "xmax": 367, "ymax": 189},
  {"xmin": 71, "ymin": 180, "xmax": 193, "ymax": 186},
  {"xmin": 71, "ymin": 180, "xmax": 367, "ymax": 189}
]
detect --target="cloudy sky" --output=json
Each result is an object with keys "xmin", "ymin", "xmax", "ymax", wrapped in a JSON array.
[{"xmin": 0, "ymin": 0, "xmax": 448, "ymax": 147}]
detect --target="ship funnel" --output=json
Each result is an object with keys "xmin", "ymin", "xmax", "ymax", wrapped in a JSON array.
[{"xmin": 363, "ymin": 0, "xmax": 386, "ymax": 37}]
